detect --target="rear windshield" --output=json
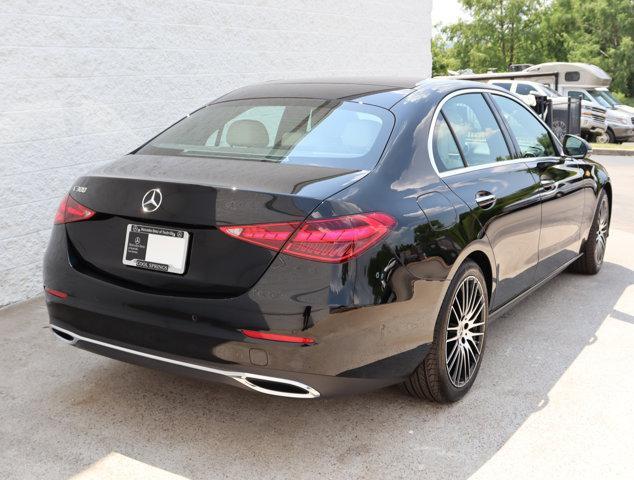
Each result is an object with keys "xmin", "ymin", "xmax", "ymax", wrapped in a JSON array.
[{"xmin": 137, "ymin": 98, "xmax": 394, "ymax": 170}]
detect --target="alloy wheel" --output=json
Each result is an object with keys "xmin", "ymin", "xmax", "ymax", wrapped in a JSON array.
[
  {"xmin": 595, "ymin": 199, "xmax": 609, "ymax": 265},
  {"xmin": 446, "ymin": 276, "xmax": 486, "ymax": 388}
]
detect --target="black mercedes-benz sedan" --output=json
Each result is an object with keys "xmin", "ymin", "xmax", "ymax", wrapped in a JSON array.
[{"xmin": 44, "ymin": 78, "xmax": 611, "ymax": 402}]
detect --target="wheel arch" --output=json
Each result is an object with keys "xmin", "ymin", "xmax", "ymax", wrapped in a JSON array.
[
  {"xmin": 465, "ymin": 251, "xmax": 493, "ymax": 301},
  {"xmin": 447, "ymin": 240, "xmax": 496, "ymax": 303}
]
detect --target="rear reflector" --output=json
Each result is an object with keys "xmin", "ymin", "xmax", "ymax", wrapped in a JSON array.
[
  {"xmin": 220, "ymin": 212, "xmax": 396, "ymax": 263},
  {"xmin": 241, "ymin": 329, "xmax": 315, "ymax": 344},
  {"xmin": 54, "ymin": 195, "xmax": 95, "ymax": 225},
  {"xmin": 45, "ymin": 287, "xmax": 68, "ymax": 299}
]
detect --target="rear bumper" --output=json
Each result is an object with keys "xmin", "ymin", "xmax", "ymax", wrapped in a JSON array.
[
  {"xmin": 44, "ymin": 225, "xmax": 444, "ymax": 397},
  {"xmin": 50, "ymin": 324, "xmax": 395, "ymax": 398}
]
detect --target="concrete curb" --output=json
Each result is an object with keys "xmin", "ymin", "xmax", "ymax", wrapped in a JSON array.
[{"xmin": 591, "ymin": 148, "xmax": 634, "ymax": 156}]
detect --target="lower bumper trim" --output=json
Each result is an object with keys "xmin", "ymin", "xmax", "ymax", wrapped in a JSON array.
[{"xmin": 50, "ymin": 325, "xmax": 320, "ymax": 399}]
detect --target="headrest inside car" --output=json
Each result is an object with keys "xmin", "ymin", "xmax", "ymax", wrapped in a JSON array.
[{"xmin": 226, "ymin": 119, "xmax": 269, "ymax": 147}]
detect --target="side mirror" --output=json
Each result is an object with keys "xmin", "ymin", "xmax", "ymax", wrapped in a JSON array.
[{"xmin": 563, "ymin": 134, "xmax": 592, "ymax": 159}]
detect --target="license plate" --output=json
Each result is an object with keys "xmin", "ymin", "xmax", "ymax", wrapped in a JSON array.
[{"xmin": 122, "ymin": 224, "xmax": 189, "ymax": 274}]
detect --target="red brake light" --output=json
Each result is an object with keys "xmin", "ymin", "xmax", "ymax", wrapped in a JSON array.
[
  {"xmin": 219, "ymin": 221, "xmax": 300, "ymax": 251},
  {"xmin": 220, "ymin": 212, "xmax": 396, "ymax": 263},
  {"xmin": 241, "ymin": 329, "xmax": 315, "ymax": 344},
  {"xmin": 54, "ymin": 195, "xmax": 95, "ymax": 225}
]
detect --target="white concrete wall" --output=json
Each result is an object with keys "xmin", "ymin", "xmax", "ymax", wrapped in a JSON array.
[{"xmin": 0, "ymin": 0, "xmax": 432, "ymax": 307}]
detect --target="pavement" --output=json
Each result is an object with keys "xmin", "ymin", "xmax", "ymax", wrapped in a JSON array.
[{"xmin": 1, "ymin": 155, "xmax": 633, "ymax": 479}]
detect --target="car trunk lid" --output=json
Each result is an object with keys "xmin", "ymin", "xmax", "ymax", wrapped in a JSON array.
[{"xmin": 65, "ymin": 154, "xmax": 366, "ymax": 296}]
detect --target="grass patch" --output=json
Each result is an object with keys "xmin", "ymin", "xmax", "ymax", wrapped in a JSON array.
[{"xmin": 591, "ymin": 143, "xmax": 634, "ymax": 150}]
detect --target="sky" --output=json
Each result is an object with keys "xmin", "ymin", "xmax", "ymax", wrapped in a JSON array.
[{"xmin": 431, "ymin": 0, "xmax": 469, "ymax": 29}]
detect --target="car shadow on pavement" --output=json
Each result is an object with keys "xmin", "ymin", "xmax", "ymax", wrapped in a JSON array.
[{"xmin": 38, "ymin": 260, "xmax": 634, "ymax": 479}]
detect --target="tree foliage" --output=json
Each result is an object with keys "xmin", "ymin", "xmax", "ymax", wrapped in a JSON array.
[{"xmin": 433, "ymin": 0, "xmax": 634, "ymax": 97}]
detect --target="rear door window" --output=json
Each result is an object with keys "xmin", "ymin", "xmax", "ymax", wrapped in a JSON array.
[
  {"xmin": 432, "ymin": 114, "xmax": 465, "ymax": 172},
  {"xmin": 492, "ymin": 95, "xmax": 557, "ymax": 158},
  {"xmin": 441, "ymin": 94, "xmax": 512, "ymax": 167}
]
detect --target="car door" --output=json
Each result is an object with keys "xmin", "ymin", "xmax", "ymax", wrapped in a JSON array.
[
  {"xmin": 433, "ymin": 91, "xmax": 543, "ymax": 311},
  {"xmin": 490, "ymin": 93, "xmax": 586, "ymax": 279}
]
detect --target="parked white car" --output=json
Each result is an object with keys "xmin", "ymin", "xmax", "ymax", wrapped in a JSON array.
[{"xmin": 566, "ymin": 88, "xmax": 634, "ymax": 143}]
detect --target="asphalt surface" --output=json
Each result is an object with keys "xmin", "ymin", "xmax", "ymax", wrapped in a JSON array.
[{"xmin": 1, "ymin": 155, "xmax": 633, "ymax": 479}]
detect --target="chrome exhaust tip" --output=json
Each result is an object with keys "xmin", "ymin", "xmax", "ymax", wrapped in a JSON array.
[
  {"xmin": 51, "ymin": 326, "xmax": 78, "ymax": 345},
  {"xmin": 234, "ymin": 374, "xmax": 320, "ymax": 399}
]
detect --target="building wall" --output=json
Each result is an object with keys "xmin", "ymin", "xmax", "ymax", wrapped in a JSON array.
[{"xmin": 0, "ymin": 0, "xmax": 432, "ymax": 307}]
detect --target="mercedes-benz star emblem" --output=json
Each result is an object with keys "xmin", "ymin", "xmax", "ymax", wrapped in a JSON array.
[{"xmin": 141, "ymin": 188, "xmax": 162, "ymax": 213}]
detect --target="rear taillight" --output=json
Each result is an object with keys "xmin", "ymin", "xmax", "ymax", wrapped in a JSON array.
[
  {"xmin": 220, "ymin": 212, "xmax": 396, "ymax": 263},
  {"xmin": 54, "ymin": 194, "xmax": 95, "ymax": 225}
]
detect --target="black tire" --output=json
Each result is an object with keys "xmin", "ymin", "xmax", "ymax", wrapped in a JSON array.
[
  {"xmin": 403, "ymin": 260, "xmax": 488, "ymax": 403},
  {"xmin": 570, "ymin": 190, "xmax": 610, "ymax": 275}
]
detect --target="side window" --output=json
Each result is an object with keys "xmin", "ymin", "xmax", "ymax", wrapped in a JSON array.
[
  {"xmin": 492, "ymin": 82, "xmax": 512, "ymax": 91},
  {"xmin": 493, "ymin": 95, "xmax": 556, "ymax": 158},
  {"xmin": 441, "ymin": 93, "xmax": 511, "ymax": 166},
  {"xmin": 565, "ymin": 71, "xmax": 580, "ymax": 82},
  {"xmin": 432, "ymin": 114, "xmax": 465, "ymax": 172},
  {"xmin": 515, "ymin": 83, "xmax": 535, "ymax": 95}
]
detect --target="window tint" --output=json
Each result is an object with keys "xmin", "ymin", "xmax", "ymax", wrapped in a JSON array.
[
  {"xmin": 137, "ymin": 99, "xmax": 394, "ymax": 170},
  {"xmin": 432, "ymin": 114, "xmax": 464, "ymax": 172},
  {"xmin": 493, "ymin": 95, "xmax": 556, "ymax": 157},
  {"xmin": 441, "ymin": 94, "xmax": 511, "ymax": 167},
  {"xmin": 515, "ymin": 83, "xmax": 536, "ymax": 95},
  {"xmin": 492, "ymin": 82, "xmax": 512, "ymax": 91}
]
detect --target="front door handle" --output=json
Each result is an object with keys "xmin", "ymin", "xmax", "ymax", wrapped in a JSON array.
[
  {"xmin": 475, "ymin": 191, "xmax": 496, "ymax": 209},
  {"xmin": 540, "ymin": 178, "xmax": 556, "ymax": 191}
]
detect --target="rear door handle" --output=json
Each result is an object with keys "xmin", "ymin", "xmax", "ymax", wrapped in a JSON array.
[{"xmin": 475, "ymin": 191, "xmax": 496, "ymax": 209}]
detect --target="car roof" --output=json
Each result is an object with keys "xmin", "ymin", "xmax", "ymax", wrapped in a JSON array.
[
  {"xmin": 212, "ymin": 77, "xmax": 425, "ymax": 109},
  {"xmin": 211, "ymin": 77, "xmax": 507, "ymax": 110}
]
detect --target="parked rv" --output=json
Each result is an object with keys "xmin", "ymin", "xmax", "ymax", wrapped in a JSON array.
[{"xmin": 525, "ymin": 63, "xmax": 634, "ymax": 143}]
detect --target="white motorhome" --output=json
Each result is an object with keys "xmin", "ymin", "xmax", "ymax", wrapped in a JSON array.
[{"xmin": 525, "ymin": 63, "xmax": 634, "ymax": 143}]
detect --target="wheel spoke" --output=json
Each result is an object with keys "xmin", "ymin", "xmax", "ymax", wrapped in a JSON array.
[
  {"xmin": 450, "ymin": 306, "xmax": 461, "ymax": 323},
  {"xmin": 464, "ymin": 343, "xmax": 473, "ymax": 377},
  {"xmin": 447, "ymin": 342, "xmax": 460, "ymax": 369},
  {"xmin": 470, "ymin": 301, "xmax": 484, "ymax": 321},
  {"xmin": 456, "ymin": 348, "xmax": 463, "ymax": 384},
  {"xmin": 445, "ymin": 275, "xmax": 487, "ymax": 388},
  {"xmin": 467, "ymin": 336, "xmax": 481, "ymax": 355}
]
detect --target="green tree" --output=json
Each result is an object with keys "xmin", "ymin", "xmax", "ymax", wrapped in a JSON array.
[
  {"xmin": 431, "ymin": 0, "xmax": 634, "ymax": 98},
  {"xmin": 438, "ymin": 0, "xmax": 544, "ymax": 73}
]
